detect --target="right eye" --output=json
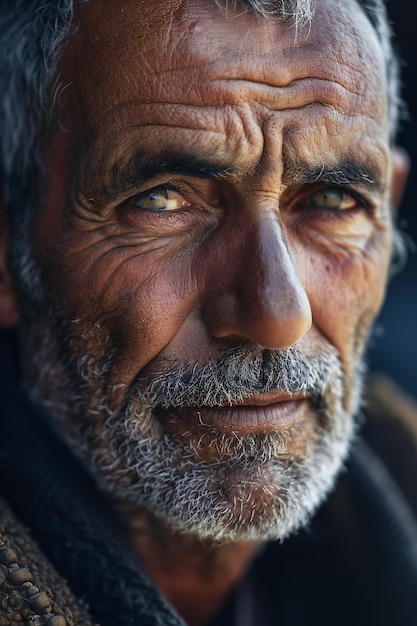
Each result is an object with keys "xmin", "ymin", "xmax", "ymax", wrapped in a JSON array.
[
  {"xmin": 308, "ymin": 187, "xmax": 359, "ymax": 212},
  {"xmin": 131, "ymin": 186, "xmax": 191, "ymax": 212}
]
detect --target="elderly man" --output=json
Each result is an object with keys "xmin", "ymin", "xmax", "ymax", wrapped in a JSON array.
[{"xmin": 0, "ymin": 0, "xmax": 416, "ymax": 624}]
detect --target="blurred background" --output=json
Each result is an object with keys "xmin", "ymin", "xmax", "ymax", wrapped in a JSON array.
[{"xmin": 368, "ymin": 1, "xmax": 417, "ymax": 399}]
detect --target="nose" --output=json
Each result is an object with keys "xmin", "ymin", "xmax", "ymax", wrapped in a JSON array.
[{"xmin": 203, "ymin": 214, "xmax": 312, "ymax": 350}]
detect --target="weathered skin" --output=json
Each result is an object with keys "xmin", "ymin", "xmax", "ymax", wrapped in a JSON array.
[{"xmin": 0, "ymin": 0, "xmax": 408, "ymax": 624}]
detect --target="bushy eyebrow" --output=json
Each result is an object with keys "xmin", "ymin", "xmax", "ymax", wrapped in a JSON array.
[
  {"xmin": 281, "ymin": 160, "xmax": 381, "ymax": 192},
  {"xmin": 103, "ymin": 151, "xmax": 232, "ymax": 196}
]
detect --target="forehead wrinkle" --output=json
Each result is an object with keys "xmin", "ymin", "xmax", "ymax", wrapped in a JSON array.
[
  {"xmin": 66, "ymin": 0, "xmax": 384, "ymax": 124},
  {"xmin": 76, "ymin": 100, "xmax": 263, "ymax": 188},
  {"xmin": 149, "ymin": 0, "xmax": 376, "ymax": 84},
  {"xmin": 204, "ymin": 79, "xmax": 361, "ymax": 116},
  {"xmin": 88, "ymin": 102, "xmax": 226, "ymax": 135}
]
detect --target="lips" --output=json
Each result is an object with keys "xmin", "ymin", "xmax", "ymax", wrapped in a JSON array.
[{"xmin": 165, "ymin": 394, "xmax": 308, "ymax": 432}]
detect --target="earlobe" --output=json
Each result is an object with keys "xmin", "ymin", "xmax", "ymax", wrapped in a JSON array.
[
  {"xmin": 391, "ymin": 147, "xmax": 410, "ymax": 213},
  {"xmin": 0, "ymin": 197, "xmax": 18, "ymax": 327}
]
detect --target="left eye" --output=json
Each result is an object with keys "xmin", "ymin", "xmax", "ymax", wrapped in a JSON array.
[
  {"xmin": 308, "ymin": 187, "xmax": 357, "ymax": 211},
  {"xmin": 131, "ymin": 186, "xmax": 190, "ymax": 211}
]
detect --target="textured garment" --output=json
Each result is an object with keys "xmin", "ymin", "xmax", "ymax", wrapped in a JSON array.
[{"xmin": 1, "ymin": 330, "xmax": 417, "ymax": 625}]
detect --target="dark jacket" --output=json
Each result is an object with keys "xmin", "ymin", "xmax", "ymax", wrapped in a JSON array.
[{"xmin": 1, "ymin": 329, "xmax": 417, "ymax": 625}]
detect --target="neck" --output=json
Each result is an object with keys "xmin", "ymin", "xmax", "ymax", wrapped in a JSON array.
[{"xmin": 116, "ymin": 501, "xmax": 261, "ymax": 626}]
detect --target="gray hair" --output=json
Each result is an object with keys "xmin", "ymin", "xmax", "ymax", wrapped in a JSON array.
[{"xmin": 0, "ymin": 0, "xmax": 400, "ymax": 255}]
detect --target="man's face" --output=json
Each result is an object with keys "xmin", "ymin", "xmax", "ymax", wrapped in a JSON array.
[{"xmin": 17, "ymin": 0, "xmax": 396, "ymax": 540}]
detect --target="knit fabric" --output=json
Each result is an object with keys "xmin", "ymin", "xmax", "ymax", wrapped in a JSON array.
[{"xmin": 0, "ymin": 495, "xmax": 94, "ymax": 626}]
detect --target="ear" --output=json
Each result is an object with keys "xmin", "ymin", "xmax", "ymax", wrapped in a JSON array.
[
  {"xmin": 390, "ymin": 147, "xmax": 410, "ymax": 213},
  {"xmin": 0, "ymin": 195, "xmax": 18, "ymax": 327}
]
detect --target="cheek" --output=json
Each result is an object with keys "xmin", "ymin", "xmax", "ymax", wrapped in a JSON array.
[
  {"xmin": 304, "ymin": 229, "xmax": 392, "ymax": 365},
  {"xmin": 45, "ymin": 244, "xmax": 205, "ymax": 384}
]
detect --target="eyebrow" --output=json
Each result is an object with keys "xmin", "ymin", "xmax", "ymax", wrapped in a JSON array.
[
  {"xmin": 91, "ymin": 148, "xmax": 383, "ymax": 201},
  {"xmin": 281, "ymin": 160, "xmax": 382, "ymax": 192},
  {"xmin": 102, "ymin": 151, "xmax": 233, "ymax": 197}
]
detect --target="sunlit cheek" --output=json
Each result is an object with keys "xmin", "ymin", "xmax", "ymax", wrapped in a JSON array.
[
  {"xmin": 306, "ymin": 215, "xmax": 376, "ymax": 258},
  {"xmin": 85, "ymin": 254, "xmax": 203, "ymax": 379},
  {"xmin": 351, "ymin": 229, "xmax": 393, "ymax": 353},
  {"xmin": 301, "ymin": 224, "xmax": 392, "ymax": 366}
]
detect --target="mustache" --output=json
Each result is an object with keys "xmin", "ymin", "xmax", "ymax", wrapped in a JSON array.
[{"xmin": 134, "ymin": 345, "xmax": 343, "ymax": 409}]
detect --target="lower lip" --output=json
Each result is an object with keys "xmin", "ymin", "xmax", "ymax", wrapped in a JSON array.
[{"xmin": 177, "ymin": 400, "xmax": 307, "ymax": 431}]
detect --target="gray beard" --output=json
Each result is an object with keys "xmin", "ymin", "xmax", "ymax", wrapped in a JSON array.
[
  {"xmin": 24, "ymin": 310, "xmax": 363, "ymax": 542},
  {"xmin": 93, "ymin": 346, "xmax": 361, "ymax": 541}
]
